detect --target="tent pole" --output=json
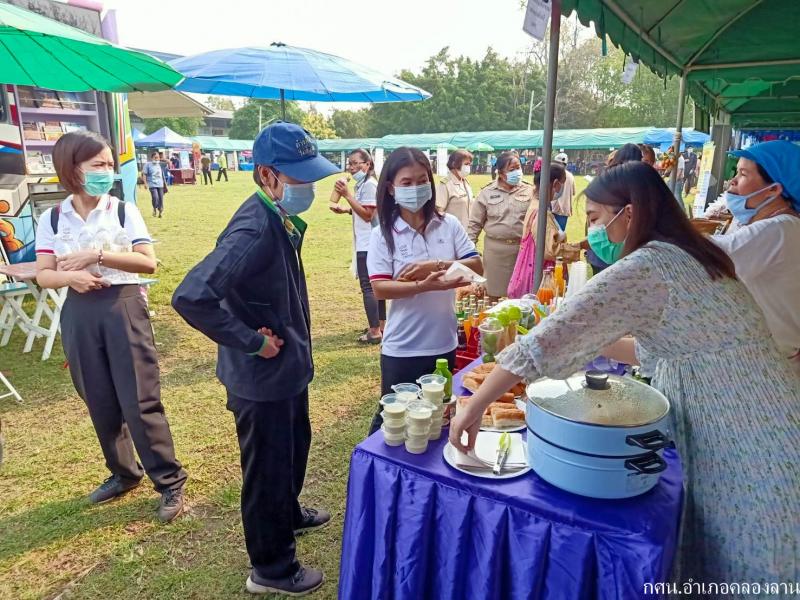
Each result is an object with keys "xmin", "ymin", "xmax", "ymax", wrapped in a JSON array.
[
  {"xmin": 534, "ymin": 0, "xmax": 561, "ymax": 292},
  {"xmin": 669, "ymin": 72, "xmax": 687, "ymax": 211},
  {"xmin": 280, "ymin": 89, "xmax": 286, "ymax": 120}
]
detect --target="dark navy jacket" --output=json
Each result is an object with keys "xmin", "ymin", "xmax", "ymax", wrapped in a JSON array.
[{"xmin": 172, "ymin": 191, "xmax": 312, "ymax": 402}]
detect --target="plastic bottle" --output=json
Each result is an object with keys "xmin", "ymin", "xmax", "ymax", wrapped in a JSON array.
[{"xmin": 433, "ymin": 358, "xmax": 453, "ymax": 400}]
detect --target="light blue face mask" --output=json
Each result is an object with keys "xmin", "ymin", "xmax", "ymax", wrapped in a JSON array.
[
  {"xmin": 505, "ymin": 169, "xmax": 523, "ymax": 186},
  {"xmin": 724, "ymin": 183, "xmax": 780, "ymax": 225},
  {"xmin": 278, "ymin": 182, "xmax": 316, "ymax": 215},
  {"xmin": 352, "ymin": 169, "xmax": 367, "ymax": 183},
  {"xmin": 394, "ymin": 183, "xmax": 432, "ymax": 213},
  {"xmin": 82, "ymin": 170, "xmax": 114, "ymax": 197}
]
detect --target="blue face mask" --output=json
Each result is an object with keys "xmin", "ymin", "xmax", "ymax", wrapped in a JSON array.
[
  {"xmin": 394, "ymin": 183, "xmax": 432, "ymax": 213},
  {"xmin": 505, "ymin": 169, "xmax": 523, "ymax": 186},
  {"xmin": 587, "ymin": 206, "xmax": 627, "ymax": 264},
  {"xmin": 82, "ymin": 170, "xmax": 114, "ymax": 197},
  {"xmin": 724, "ymin": 184, "xmax": 780, "ymax": 225},
  {"xmin": 278, "ymin": 182, "xmax": 316, "ymax": 215},
  {"xmin": 352, "ymin": 169, "xmax": 367, "ymax": 183}
]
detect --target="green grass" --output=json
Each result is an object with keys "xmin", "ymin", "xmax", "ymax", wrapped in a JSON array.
[{"xmin": 0, "ymin": 172, "xmax": 590, "ymax": 599}]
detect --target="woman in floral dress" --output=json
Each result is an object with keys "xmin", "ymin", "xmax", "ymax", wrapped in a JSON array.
[{"xmin": 451, "ymin": 161, "xmax": 800, "ymax": 593}]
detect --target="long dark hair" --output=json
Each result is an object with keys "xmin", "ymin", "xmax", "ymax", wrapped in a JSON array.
[
  {"xmin": 350, "ymin": 148, "xmax": 376, "ymax": 181},
  {"xmin": 376, "ymin": 147, "xmax": 440, "ymax": 254},
  {"xmin": 585, "ymin": 162, "xmax": 736, "ymax": 280}
]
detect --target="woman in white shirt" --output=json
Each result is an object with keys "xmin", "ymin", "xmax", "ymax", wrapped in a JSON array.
[
  {"xmin": 712, "ymin": 140, "xmax": 800, "ymax": 373},
  {"xmin": 367, "ymin": 147, "xmax": 483, "ymax": 433},
  {"xmin": 332, "ymin": 149, "xmax": 385, "ymax": 343},
  {"xmin": 35, "ymin": 131, "xmax": 186, "ymax": 521}
]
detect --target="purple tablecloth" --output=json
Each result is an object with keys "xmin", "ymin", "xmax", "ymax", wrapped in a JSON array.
[{"xmin": 339, "ymin": 358, "xmax": 683, "ymax": 600}]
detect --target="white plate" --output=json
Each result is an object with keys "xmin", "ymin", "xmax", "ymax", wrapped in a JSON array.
[{"xmin": 442, "ymin": 441, "xmax": 531, "ymax": 480}]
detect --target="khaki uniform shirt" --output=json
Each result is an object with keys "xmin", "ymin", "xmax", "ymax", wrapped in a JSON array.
[
  {"xmin": 436, "ymin": 171, "xmax": 473, "ymax": 229},
  {"xmin": 468, "ymin": 180, "xmax": 533, "ymax": 244}
]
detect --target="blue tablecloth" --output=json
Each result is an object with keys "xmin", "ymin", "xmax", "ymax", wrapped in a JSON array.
[{"xmin": 339, "ymin": 358, "xmax": 684, "ymax": 600}]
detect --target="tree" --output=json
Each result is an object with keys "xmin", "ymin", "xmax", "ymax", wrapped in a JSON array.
[
  {"xmin": 301, "ymin": 108, "xmax": 337, "ymax": 140},
  {"xmin": 330, "ymin": 109, "xmax": 371, "ymax": 138},
  {"xmin": 206, "ymin": 96, "xmax": 236, "ymax": 111},
  {"xmin": 142, "ymin": 117, "xmax": 204, "ymax": 136},
  {"xmin": 228, "ymin": 99, "xmax": 305, "ymax": 140}
]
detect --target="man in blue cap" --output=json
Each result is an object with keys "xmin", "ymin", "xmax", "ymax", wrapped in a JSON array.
[
  {"xmin": 713, "ymin": 140, "xmax": 800, "ymax": 373},
  {"xmin": 172, "ymin": 122, "xmax": 339, "ymax": 595}
]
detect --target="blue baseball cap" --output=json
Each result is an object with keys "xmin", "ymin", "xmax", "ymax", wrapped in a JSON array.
[
  {"xmin": 730, "ymin": 140, "xmax": 800, "ymax": 210},
  {"xmin": 252, "ymin": 121, "xmax": 339, "ymax": 183}
]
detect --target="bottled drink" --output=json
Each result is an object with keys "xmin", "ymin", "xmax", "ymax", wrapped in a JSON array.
[
  {"xmin": 467, "ymin": 312, "xmax": 481, "ymax": 354},
  {"xmin": 463, "ymin": 312, "xmax": 473, "ymax": 344},
  {"xmin": 457, "ymin": 319, "xmax": 467, "ymax": 351},
  {"xmin": 537, "ymin": 269, "xmax": 556, "ymax": 306},
  {"xmin": 553, "ymin": 258, "xmax": 565, "ymax": 297},
  {"xmin": 433, "ymin": 358, "xmax": 453, "ymax": 400}
]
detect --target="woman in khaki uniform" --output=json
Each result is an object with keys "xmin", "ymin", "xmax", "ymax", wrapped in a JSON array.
[
  {"xmin": 468, "ymin": 151, "xmax": 533, "ymax": 298},
  {"xmin": 436, "ymin": 149, "xmax": 474, "ymax": 228}
]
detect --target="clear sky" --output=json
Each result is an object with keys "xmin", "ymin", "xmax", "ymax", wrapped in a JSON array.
[{"xmin": 108, "ymin": 0, "xmax": 542, "ymax": 86}]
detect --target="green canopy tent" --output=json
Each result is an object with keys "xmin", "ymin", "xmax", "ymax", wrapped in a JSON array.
[
  {"xmin": 529, "ymin": 0, "xmax": 800, "ymax": 288},
  {"xmin": 560, "ymin": 0, "xmax": 800, "ymax": 189},
  {"xmin": 316, "ymin": 138, "xmax": 382, "ymax": 152},
  {"xmin": 0, "ymin": 2, "xmax": 182, "ymax": 92}
]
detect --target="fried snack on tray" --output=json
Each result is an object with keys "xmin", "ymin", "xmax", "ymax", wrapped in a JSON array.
[
  {"xmin": 456, "ymin": 282, "xmax": 486, "ymax": 301},
  {"xmin": 491, "ymin": 407, "xmax": 525, "ymax": 428},
  {"xmin": 456, "ymin": 397, "xmax": 525, "ymax": 428}
]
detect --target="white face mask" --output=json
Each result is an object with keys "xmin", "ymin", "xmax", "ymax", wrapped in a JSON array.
[{"xmin": 460, "ymin": 164, "xmax": 471, "ymax": 176}]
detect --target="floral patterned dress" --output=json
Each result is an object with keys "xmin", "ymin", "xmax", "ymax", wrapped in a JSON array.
[{"xmin": 498, "ymin": 241, "xmax": 800, "ymax": 593}]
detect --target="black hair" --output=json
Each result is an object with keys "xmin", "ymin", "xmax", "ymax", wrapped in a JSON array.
[
  {"xmin": 350, "ymin": 148, "xmax": 376, "ymax": 181},
  {"xmin": 495, "ymin": 151, "xmax": 519, "ymax": 174},
  {"xmin": 585, "ymin": 162, "xmax": 736, "ymax": 280},
  {"xmin": 607, "ymin": 143, "xmax": 643, "ymax": 167},
  {"xmin": 376, "ymin": 147, "xmax": 440, "ymax": 254},
  {"xmin": 533, "ymin": 162, "xmax": 566, "ymax": 189}
]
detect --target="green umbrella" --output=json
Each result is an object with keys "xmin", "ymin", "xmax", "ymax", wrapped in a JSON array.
[
  {"xmin": 466, "ymin": 142, "xmax": 494, "ymax": 152},
  {"xmin": 0, "ymin": 3, "xmax": 182, "ymax": 92}
]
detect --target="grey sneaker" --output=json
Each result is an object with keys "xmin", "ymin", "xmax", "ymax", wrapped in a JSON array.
[
  {"xmin": 294, "ymin": 507, "xmax": 331, "ymax": 535},
  {"xmin": 88, "ymin": 475, "xmax": 141, "ymax": 504},
  {"xmin": 157, "ymin": 487, "xmax": 184, "ymax": 523},
  {"xmin": 246, "ymin": 566, "xmax": 324, "ymax": 596}
]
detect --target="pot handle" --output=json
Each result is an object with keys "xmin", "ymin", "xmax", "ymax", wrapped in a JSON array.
[
  {"xmin": 625, "ymin": 453, "xmax": 667, "ymax": 475},
  {"xmin": 626, "ymin": 430, "xmax": 671, "ymax": 452}
]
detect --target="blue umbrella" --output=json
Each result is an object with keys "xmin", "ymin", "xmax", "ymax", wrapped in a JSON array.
[
  {"xmin": 135, "ymin": 126, "xmax": 193, "ymax": 149},
  {"xmin": 170, "ymin": 42, "xmax": 431, "ymax": 119}
]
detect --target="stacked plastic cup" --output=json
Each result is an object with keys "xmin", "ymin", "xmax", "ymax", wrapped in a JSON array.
[
  {"xmin": 391, "ymin": 383, "xmax": 421, "ymax": 404},
  {"xmin": 417, "ymin": 374, "xmax": 447, "ymax": 440},
  {"xmin": 379, "ymin": 393, "xmax": 407, "ymax": 447},
  {"xmin": 404, "ymin": 400, "xmax": 435, "ymax": 453}
]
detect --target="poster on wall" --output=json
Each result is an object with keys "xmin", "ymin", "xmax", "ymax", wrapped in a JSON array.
[
  {"xmin": 692, "ymin": 142, "xmax": 716, "ymax": 217},
  {"xmin": 0, "ymin": 200, "xmax": 36, "ymax": 264}
]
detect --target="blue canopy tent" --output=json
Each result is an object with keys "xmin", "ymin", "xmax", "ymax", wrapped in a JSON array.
[
  {"xmin": 131, "ymin": 127, "xmax": 146, "ymax": 141},
  {"xmin": 643, "ymin": 128, "xmax": 710, "ymax": 150},
  {"xmin": 171, "ymin": 43, "xmax": 431, "ymax": 120},
  {"xmin": 134, "ymin": 126, "xmax": 193, "ymax": 149}
]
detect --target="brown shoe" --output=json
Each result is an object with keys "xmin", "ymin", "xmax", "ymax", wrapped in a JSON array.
[{"xmin": 157, "ymin": 487, "xmax": 184, "ymax": 523}]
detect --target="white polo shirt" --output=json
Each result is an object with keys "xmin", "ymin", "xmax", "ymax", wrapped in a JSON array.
[
  {"xmin": 353, "ymin": 176, "xmax": 378, "ymax": 252},
  {"xmin": 35, "ymin": 194, "xmax": 152, "ymax": 285},
  {"xmin": 368, "ymin": 213, "xmax": 479, "ymax": 358},
  {"xmin": 713, "ymin": 214, "xmax": 800, "ymax": 356}
]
